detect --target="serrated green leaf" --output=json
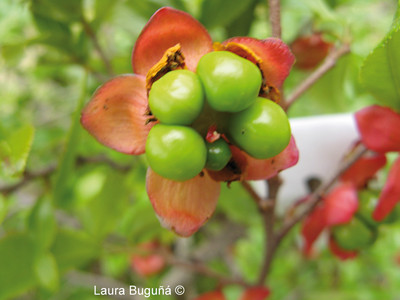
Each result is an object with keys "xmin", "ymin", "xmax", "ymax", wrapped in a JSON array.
[
  {"xmin": 34, "ymin": 252, "xmax": 59, "ymax": 292},
  {"xmin": 53, "ymin": 72, "xmax": 87, "ymax": 208},
  {"xmin": 0, "ymin": 234, "xmax": 36, "ymax": 300},
  {"xmin": 51, "ymin": 229, "xmax": 99, "ymax": 272},
  {"xmin": 1, "ymin": 124, "xmax": 34, "ymax": 177},
  {"xmin": 28, "ymin": 197, "xmax": 57, "ymax": 251},
  {"xmin": 200, "ymin": 0, "xmax": 253, "ymax": 29},
  {"xmin": 360, "ymin": 2, "xmax": 400, "ymax": 109}
]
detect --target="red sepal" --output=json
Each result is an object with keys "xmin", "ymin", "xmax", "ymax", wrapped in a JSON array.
[
  {"xmin": 324, "ymin": 184, "xmax": 359, "ymax": 226},
  {"xmin": 240, "ymin": 287, "xmax": 270, "ymax": 300},
  {"xmin": 373, "ymin": 155, "xmax": 400, "ymax": 221},
  {"xmin": 329, "ymin": 236, "xmax": 358, "ymax": 260},
  {"xmin": 340, "ymin": 153, "xmax": 386, "ymax": 189},
  {"xmin": 301, "ymin": 204, "xmax": 326, "ymax": 257},
  {"xmin": 194, "ymin": 291, "xmax": 226, "ymax": 300},
  {"xmin": 132, "ymin": 7, "xmax": 213, "ymax": 75},
  {"xmin": 355, "ymin": 105, "xmax": 400, "ymax": 153},
  {"xmin": 146, "ymin": 168, "xmax": 220, "ymax": 237}
]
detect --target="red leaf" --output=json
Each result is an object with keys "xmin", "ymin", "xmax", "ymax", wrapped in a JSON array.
[
  {"xmin": 355, "ymin": 105, "xmax": 400, "ymax": 153},
  {"xmin": 329, "ymin": 236, "xmax": 358, "ymax": 260},
  {"xmin": 240, "ymin": 287, "xmax": 270, "ymax": 300},
  {"xmin": 222, "ymin": 37, "xmax": 295, "ymax": 89},
  {"xmin": 373, "ymin": 155, "xmax": 400, "ymax": 221},
  {"xmin": 81, "ymin": 75, "xmax": 154, "ymax": 155},
  {"xmin": 132, "ymin": 7, "xmax": 213, "ymax": 75},
  {"xmin": 146, "ymin": 168, "xmax": 220, "ymax": 237},
  {"xmin": 340, "ymin": 153, "xmax": 386, "ymax": 189},
  {"xmin": 324, "ymin": 184, "xmax": 359, "ymax": 226}
]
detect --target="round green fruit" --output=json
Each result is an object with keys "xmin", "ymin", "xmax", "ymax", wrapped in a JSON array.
[
  {"xmin": 145, "ymin": 124, "xmax": 207, "ymax": 181},
  {"xmin": 228, "ymin": 98, "xmax": 291, "ymax": 159},
  {"xmin": 196, "ymin": 51, "xmax": 262, "ymax": 113},
  {"xmin": 205, "ymin": 139, "xmax": 232, "ymax": 171},
  {"xmin": 148, "ymin": 70, "xmax": 204, "ymax": 125},
  {"xmin": 331, "ymin": 217, "xmax": 377, "ymax": 251},
  {"xmin": 356, "ymin": 190, "xmax": 380, "ymax": 227},
  {"xmin": 357, "ymin": 189, "xmax": 400, "ymax": 226}
]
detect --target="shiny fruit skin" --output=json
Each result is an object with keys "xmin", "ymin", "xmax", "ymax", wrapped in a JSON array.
[
  {"xmin": 356, "ymin": 190, "xmax": 380, "ymax": 227},
  {"xmin": 357, "ymin": 189, "xmax": 399, "ymax": 225},
  {"xmin": 196, "ymin": 51, "xmax": 262, "ymax": 113},
  {"xmin": 148, "ymin": 70, "xmax": 204, "ymax": 125},
  {"xmin": 228, "ymin": 98, "xmax": 291, "ymax": 159},
  {"xmin": 205, "ymin": 139, "xmax": 232, "ymax": 171},
  {"xmin": 331, "ymin": 217, "xmax": 377, "ymax": 251},
  {"xmin": 145, "ymin": 124, "xmax": 206, "ymax": 181}
]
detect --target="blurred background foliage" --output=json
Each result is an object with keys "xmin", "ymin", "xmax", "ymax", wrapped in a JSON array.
[{"xmin": 0, "ymin": 0, "xmax": 400, "ymax": 299}]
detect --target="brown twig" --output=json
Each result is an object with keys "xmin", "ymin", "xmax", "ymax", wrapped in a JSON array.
[
  {"xmin": 0, "ymin": 165, "xmax": 56, "ymax": 196},
  {"xmin": 76, "ymin": 155, "xmax": 132, "ymax": 172},
  {"xmin": 276, "ymin": 143, "xmax": 368, "ymax": 243},
  {"xmin": 241, "ymin": 181, "xmax": 265, "ymax": 208},
  {"xmin": 81, "ymin": 16, "xmax": 114, "ymax": 76},
  {"xmin": 257, "ymin": 176, "xmax": 282, "ymax": 284},
  {"xmin": 284, "ymin": 43, "xmax": 351, "ymax": 111},
  {"xmin": 0, "ymin": 156, "xmax": 132, "ymax": 195},
  {"xmin": 268, "ymin": 0, "xmax": 282, "ymax": 38},
  {"xmin": 242, "ymin": 144, "xmax": 368, "ymax": 284}
]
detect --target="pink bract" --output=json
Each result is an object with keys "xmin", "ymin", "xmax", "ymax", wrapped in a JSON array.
[{"xmin": 81, "ymin": 7, "xmax": 297, "ymax": 236}]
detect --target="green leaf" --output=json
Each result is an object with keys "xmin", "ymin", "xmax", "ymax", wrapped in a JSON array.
[
  {"xmin": 217, "ymin": 182, "xmax": 259, "ymax": 225},
  {"xmin": 34, "ymin": 252, "xmax": 59, "ymax": 292},
  {"xmin": 200, "ymin": 0, "xmax": 254, "ymax": 29},
  {"xmin": 0, "ymin": 234, "xmax": 36, "ymax": 300},
  {"xmin": 31, "ymin": 0, "xmax": 83, "ymax": 23},
  {"xmin": 81, "ymin": 172, "xmax": 129, "ymax": 240},
  {"xmin": 28, "ymin": 197, "xmax": 57, "ymax": 251},
  {"xmin": 53, "ymin": 72, "xmax": 87, "ymax": 208},
  {"xmin": 302, "ymin": 0, "xmax": 337, "ymax": 22},
  {"xmin": 226, "ymin": 0, "xmax": 258, "ymax": 37},
  {"xmin": 0, "ymin": 124, "xmax": 34, "ymax": 177},
  {"xmin": 0, "ymin": 195, "xmax": 7, "ymax": 225},
  {"xmin": 1, "ymin": 42, "xmax": 26, "ymax": 66},
  {"xmin": 51, "ymin": 229, "xmax": 99, "ymax": 272},
  {"xmin": 360, "ymin": 2, "xmax": 400, "ymax": 109}
]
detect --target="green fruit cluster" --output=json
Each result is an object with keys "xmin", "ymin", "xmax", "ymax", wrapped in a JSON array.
[
  {"xmin": 146, "ymin": 51, "xmax": 291, "ymax": 181},
  {"xmin": 331, "ymin": 189, "xmax": 400, "ymax": 251}
]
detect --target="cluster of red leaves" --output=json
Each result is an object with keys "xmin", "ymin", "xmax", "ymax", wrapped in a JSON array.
[{"xmin": 302, "ymin": 105, "xmax": 400, "ymax": 259}]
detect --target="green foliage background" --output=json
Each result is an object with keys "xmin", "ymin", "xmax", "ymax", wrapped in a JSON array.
[{"xmin": 1, "ymin": 0, "xmax": 400, "ymax": 299}]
